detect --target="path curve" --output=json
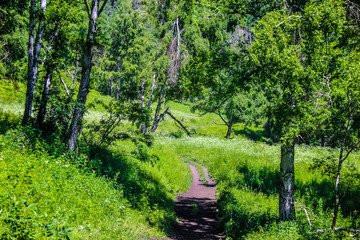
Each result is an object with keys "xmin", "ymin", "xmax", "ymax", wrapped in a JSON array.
[{"xmin": 170, "ymin": 164, "xmax": 225, "ymax": 240}]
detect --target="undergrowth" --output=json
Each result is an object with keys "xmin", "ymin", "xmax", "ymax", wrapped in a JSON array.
[
  {"xmin": 0, "ymin": 126, "xmax": 191, "ymax": 239},
  {"xmin": 163, "ymin": 136, "xmax": 360, "ymax": 239},
  {"xmin": 2, "ymin": 86, "xmax": 360, "ymax": 239}
]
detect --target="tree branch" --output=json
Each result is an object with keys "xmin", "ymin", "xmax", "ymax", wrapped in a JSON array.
[
  {"xmin": 98, "ymin": 0, "xmax": 109, "ymax": 16},
  {"xmin": 57, "ymin": 70, "xmax": 71, "ymax": 97},
  {"xmin": 217, "ymin": 108, "xmax": 229, "ymax": 126},
  {"xmin": 166, "ymin": 111, "xmax": 191, "ymax": 136},
  {"xmin": 315, "ymin": 227, "xmax": 360, "ymax": 234},
  {"xmin": 84, "ymin": 0, "xmax": 91, "ymax": 17}
]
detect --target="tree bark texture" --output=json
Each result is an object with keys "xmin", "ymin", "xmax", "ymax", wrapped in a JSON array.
[
  {"xmin": 109, "ymin": 78, "xmax": 113, "ymax": 97},
  {"xmin": 166, "ymin": 111, "xmax": 190, "ymax": 136},
  {"xmin": 332, "ymin": 156, "xmax": 344, "ymax": 229},
  {"xmin": 23, "ymin": 0, "xmax": 47, "ymax": 125},
  {"xmin": 71, "ymin": 56, "xmax": 78, "ymax": 89},
  {"xmin": 67, "ymin": 0, "xmax": 103, "ymax": 151},
  {"xmin": 140, "ymin": 79, "xmax": 147, "ymax": 134},
  {"xmin": 115, "ymin": 62, "xmax": 122, "ymax": 100},
  {"xmin": 151, "ymin": 79, "xmax": 167, "ymax": 133},
  {"xmin": 279, "ymin": 143, "xmax": 296, "ymax": 221},
  {"xmin": 332, "ymin": 106, "xmax": 355, "ymax": 228},
  {"xmin": 36, "ymin": 67, "xmax": 53, "ymax": 126},
  {"xmin": 225, "ymin": 122, "xmax": 232, "ymax": 139},
  {"xmin": 148, "ymin": 74, "xmax": 157, "ymax": 110}
]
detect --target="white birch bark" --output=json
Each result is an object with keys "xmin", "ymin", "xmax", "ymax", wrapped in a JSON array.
[{"xmin": 23, "ymin": 0, "xmax": 47, "ymax": 124}]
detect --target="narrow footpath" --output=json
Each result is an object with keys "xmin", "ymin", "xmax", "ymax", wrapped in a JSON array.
[{"xmin": 170, "ymin": 164, "xmax": 225, "ymax": 240}]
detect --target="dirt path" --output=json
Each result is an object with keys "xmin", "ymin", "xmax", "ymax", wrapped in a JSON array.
[{"xmin": 170, "ymin": 164, "xmax": 225, "ymax": 240}]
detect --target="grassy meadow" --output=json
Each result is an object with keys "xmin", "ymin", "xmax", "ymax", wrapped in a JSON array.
[{"xmin": 1, "ymin": 82, "xmax": 360, "ymax": 239}]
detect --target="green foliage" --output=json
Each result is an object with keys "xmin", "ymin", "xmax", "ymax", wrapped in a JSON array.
[
  {"xmin": 162, "ymin": 135, "xmax": 360, "ymax": 239},
  {"xmin": 0, "ymin": 128, "xmax": 191, "ymax": 239},
  {"xmin": 1, "ymin": 199, "xmax": 71, "ymax": 239},
  {"xmin": 0, "ymin": 111, "xmax": 21, "ymax": 134},
  {"xmin": 0, "ymin": 81, "xmax": 25, "ymax": 103}
]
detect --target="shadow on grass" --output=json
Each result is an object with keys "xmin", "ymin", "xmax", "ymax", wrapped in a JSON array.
[
  {"xmin": 89, "ymin": 147, "xmax": 176, "ymax": 232},
  {"xmin": 172, "ymin": 100, "xmax": 192, "ymax": 106},
  {"xmin": 238, "ymin": 163, "xmax": 280, "ymax": 195},
  {"xmin": 219, "ymin": 162, "xmax": 360, "ymax": 238},
  {"xmin": 217, "ymin": 190, "xmax": 278, "ymax": 239},
  {"xmin": 234, "ymin": 128, "xmax": 273, "ymax": 144},
  {"xmin": 238, "ymin": 162, "xmax": 360, "ymax": 217},
  {"xmin": 296, "ymin": 177, "xmax": 360, "ymax": 219}
]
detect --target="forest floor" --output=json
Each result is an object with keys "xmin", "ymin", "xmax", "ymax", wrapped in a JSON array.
[{"xmin": 167, "ymin": 164, "xmax": 225, "ymax": 240}]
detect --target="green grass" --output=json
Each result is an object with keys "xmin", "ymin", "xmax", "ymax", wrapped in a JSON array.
[
  {"xmin": 2, "ymin": 85, "xmax": 360, "ymax": 239},
  {"xmin": 0, "ymin": 133, "xmax": 165, "ymax": 239},
  {"xmin": 0, "ymin": 88, "xmax": 193, "ymax": 238},
  {"xmin": 159, "ymin": 135, "xmax": 360, "ymax": 239}
]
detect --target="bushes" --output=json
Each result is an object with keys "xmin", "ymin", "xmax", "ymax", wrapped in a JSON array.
[{"xmin": 0, "ymin": 111, "xmax": 21, "ymax": 134}]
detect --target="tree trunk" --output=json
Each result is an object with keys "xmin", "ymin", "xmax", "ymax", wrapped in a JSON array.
[
  {"xmin": 71, "ymin": 55, "xmax": 78, "ymax": 89},
  {"xmin": 140, "ymin": 74, "xmax": 156, "ymax": 134},
  {"xmin": 332, "ymin": 106, "xmax": 355, "ymax": 228},
  {"xmin": 109, "ymin": 78, "xmax": 113, "ymax": 97},
  {"xmin": 225, "ymin": 123, "xmax": 232, "ymax": 139},
  {"xmin": 332, "ymin": 156, "xmax": 344, "ymax": 229},
  {"xmin": 140, "ymin": 79, "xmax": 147, "ymax": 134},
  {"xmin": 151, "ymin": 79, "xmax": 167, "ymax": 133},
  {"xmin": 148, "ymin": 74, "xmax": 157, "ymax": 110},
  {"xmin": 115, "ymin": 63, "xmax": 122, "ymax": 100},
  {"xmin": 23, "ymin": 0, "xmax": 46, "ymax": 125},
  {"xmin": 279, "ymin": 143, "xmax": 296, "ymax": 221},
  {"xmin": 67, "ymin": 0, "xmax": 105, "ymax": 151},
  {"xmin": 36, "ymin": 67, "xmax": 53, "ymax": 126}
]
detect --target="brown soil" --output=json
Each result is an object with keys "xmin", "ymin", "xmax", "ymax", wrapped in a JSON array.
[{"xmin": 169, "ymin": 164, "xmax": 225, "ymax": 240}]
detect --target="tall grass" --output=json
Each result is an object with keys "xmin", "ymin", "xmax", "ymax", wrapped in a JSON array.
[
  {"xmin": 2, "ymin": 85, "xmax": 360, "ymax": 239},
  {"xmin": 0, "ymin": 132, "xmax": 167, "ymax": 239},
  {"xmin": 162, "ymin": 136, "xmax": 360, "ymax": 239}
]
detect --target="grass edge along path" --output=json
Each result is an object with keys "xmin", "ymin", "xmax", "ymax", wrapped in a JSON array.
[{"xmin": 170, "ymin": 164, "xmax": 225, "ymax": 240}]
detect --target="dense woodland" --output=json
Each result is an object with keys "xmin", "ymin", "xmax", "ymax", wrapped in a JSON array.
[{"xmin": 1, "ymin": 0, "xmax": 360, "ymax": 239}]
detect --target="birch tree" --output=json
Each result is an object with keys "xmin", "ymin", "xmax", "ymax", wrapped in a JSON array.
[
  {"xmin": 67, "ymin": 0, "xmax": 109, "ymax": 151},
  {"xmin": 23, "ymin": 0, "xmax": 47, "ymax": 125},
  {"xmin": 250, "ymin": 0, "xmax": 346, "ymax": 221}
]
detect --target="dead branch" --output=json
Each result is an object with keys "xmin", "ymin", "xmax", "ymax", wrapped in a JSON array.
[
  {"xmin": 166, "ymin": 111, "xmax": 191, "ymax": 136},
  {"xmin": 81, "ymin": 129, "xmax": 89, "ymax": 145},
  {"xmin": 276, "ymin": 15, "xmax": 303, "ymax": 27},
  {"xmin": 168, "ymin": 16, "xmax": 182, "ymax": 85},
  {"xmin": 315, "ymin": 227, "xmax": 360, "ymax": 234},
  {"xmin": 158, "ymin": 107, "xmax": 169, "ymax": 123},
  {"xmin": 71, "ymin": 54, "xmax": 78, "ymax": 90},
  {"xmin": 57, "ymin": 70, "xmax": 71, "ymax": 97},
  {"xmin": 314, "ymin": 74, "xmax": 333, "ymax": 114},
  {"xmin": 299, "ymin": 206, "xmax": 312, "ymax": 230}
]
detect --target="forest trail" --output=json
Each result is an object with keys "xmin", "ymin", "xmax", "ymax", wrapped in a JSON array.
[{"xmin": 169, "ymin": 164, "xmax": 225, "ymax": 240}]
